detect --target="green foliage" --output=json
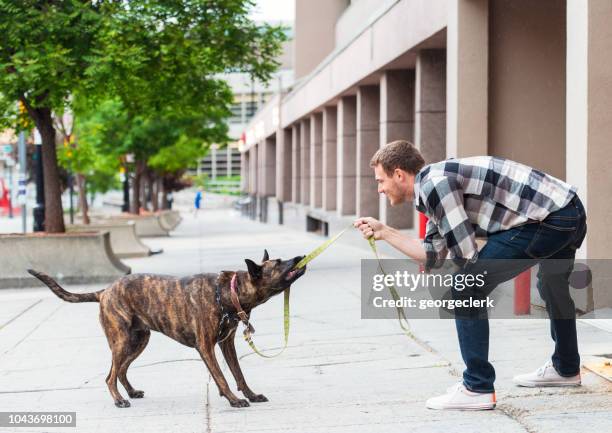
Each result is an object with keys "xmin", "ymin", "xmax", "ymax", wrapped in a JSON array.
[
  {"xmin": 87, "ymin": 157, "xmax": 121, "ymax": 194},
  {"xmin": 87, "ymin": 0, "xmax": 287, "ymax": 117},
  {"xmin": 0, "ymin": 0, "xmax": 103, "ymax": 116},
  {"xmin": 148, "ymin": 135, "xmax": 207, "ymax": 174},
  {"xmin": 56, "ymin": 96, "xmax": 122, "ymax": 194},
  {"xmin": 0, "ymin": 0, "xmax": 287, "ymax": 213},
  {"xmin": 190, "ymin": 173, "xmax": 209, "ymax": 189}
]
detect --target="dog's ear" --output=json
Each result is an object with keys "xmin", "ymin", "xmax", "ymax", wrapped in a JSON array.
[
  {"xmin": 262, "ymin": 249, "xmax": 269, "ymax": 262},
  {"xmin": 245, "ymin": 259, "xmax": 262, "ymax": 280}
]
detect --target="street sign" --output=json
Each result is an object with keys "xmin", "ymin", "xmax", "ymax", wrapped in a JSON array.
[{"xmin": 17, "ymin": 176, "xmax": 27, "ymax": 205}]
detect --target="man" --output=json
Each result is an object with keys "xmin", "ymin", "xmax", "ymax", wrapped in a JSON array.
[{"xmin": 354, "ymin": 140, "xmax": 586, "ymax": 410}]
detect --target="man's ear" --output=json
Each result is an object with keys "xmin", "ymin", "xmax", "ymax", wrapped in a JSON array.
[
  {"xmin": 262, "ymin": 249, "xmax": 269, "ymax": 262},
  {"xmin": 245, "ymin": 259, "xmax": 262, "ymax": 280},
  {"xmin": 394, "ymin": 168, "xmax": 404, "ymax": 181}
]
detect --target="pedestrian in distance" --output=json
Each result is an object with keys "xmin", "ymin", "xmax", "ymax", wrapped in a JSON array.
[{"xmin": 193, "ymin": 188, "xmax": 203, "ymax": 217}]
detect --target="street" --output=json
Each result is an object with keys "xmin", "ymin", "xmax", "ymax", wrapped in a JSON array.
[{"xmin": 0, "ymin": 206, "xmax": 610, "ymax": 433}]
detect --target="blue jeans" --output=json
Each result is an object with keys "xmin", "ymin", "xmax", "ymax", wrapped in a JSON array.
[{"xmin": 454, "ymin": 195, "xmax": 587, "ymax": 393}]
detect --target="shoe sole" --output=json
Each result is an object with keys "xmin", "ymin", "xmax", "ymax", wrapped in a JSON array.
[
  {"xmin": 513, "ymin": 379, "xmax": 581, "ymax": 388},
  {"xmin": 426, "ymin": 402, "xmax": 496, "ymax": 411}
]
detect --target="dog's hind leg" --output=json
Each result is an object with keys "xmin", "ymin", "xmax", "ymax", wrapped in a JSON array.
[
  {"xmin": 100, "ymin": 303, "xmax": 133, "ymax": 408},
  {"xmin": 219, "ymin": 331, "xmax": 268, "ymax": 403},
  {"xmin": 118, "ymin": 328, "xmax": 151, "ymax": 399},
  {"xmin": 196, "ymin": 340, "xmax": 250, "ymax": 408}
]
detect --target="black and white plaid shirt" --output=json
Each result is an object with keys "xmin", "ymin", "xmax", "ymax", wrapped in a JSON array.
[{"xmin": 414, "ymin": 156, "xmax": 577, "ymax": 270}]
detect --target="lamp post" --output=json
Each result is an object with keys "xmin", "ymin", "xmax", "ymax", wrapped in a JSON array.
[
  {"xmin": 32, "ymin": 131, "xmax": 45, "ymax": 232},
  {"xmin": 17, "ymin": 102, "xmax": 28, "ymax": 233},
  {"xmin": 121, "ymin": 153, "xmax": 134, "ymax": 213}
]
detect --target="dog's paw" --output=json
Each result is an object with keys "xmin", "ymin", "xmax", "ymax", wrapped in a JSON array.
[
  {"xmin": 230, "ymin": 399, "xmax": 250, "ymax": 408},
  {"xmin": 114, "ymin": 399, "xmax": 131, "ymax": 408},
  {"xmin": 128, "ymin": 390, "xmax": 145, "ymax": 398},
  {"xmin": 248, "ymin": 394, "xmax": 268, "ymax": 403}
]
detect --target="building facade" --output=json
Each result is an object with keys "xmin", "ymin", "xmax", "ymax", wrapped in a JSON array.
[
  {"xmin": 194, "ymin": 21, "xmax": 295, "ymax": 180},
  {"xmin": 240, "ymin": 0, "xmax": 612, "ymax": 311}
]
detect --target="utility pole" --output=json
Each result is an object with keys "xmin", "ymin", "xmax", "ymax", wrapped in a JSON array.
[
  {"xmin": 121, "ymin": 157, "xmax": 131, "ymax": 213},
  {"xmin": 17, "ymin": 102, "xmax": 28, "ymax": 233},
  {"xmin": 68, "ymin": 173, "xmax": 74, "ymax": 224},
  {"xmin": 32, "ymin": 131, "xmax": 45, "ymax": 232},
  {"xmin": 5, "ymin": 151, "xmax": 14, "ymax": 219}
]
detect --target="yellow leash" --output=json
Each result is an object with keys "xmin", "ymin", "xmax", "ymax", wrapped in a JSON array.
[{"xmin": 243, "ymin": 225, "xmax": 414, "ymax": 357}]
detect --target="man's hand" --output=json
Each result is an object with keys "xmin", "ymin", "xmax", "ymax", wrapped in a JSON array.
[{"xmin": 354, "ymin": 217, "xmax": 386, "ymax": 240}]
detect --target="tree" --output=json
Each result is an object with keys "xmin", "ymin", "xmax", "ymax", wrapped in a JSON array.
[
  {"xmin": 0, "ymin": 1, "xmax": 103, "ymax": 232},
  {"xmin": 0, "ymin": 0, "xmax": 286, "ymax": 230},
  {"xmin": 87, "ymin": 0, "xmax": 286, "ymax": 213},
  {"xmin": 56, "ymin": 98, "xmax": 122, "ymax": 224}
]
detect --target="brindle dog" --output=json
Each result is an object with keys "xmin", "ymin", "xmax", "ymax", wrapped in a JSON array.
[{"xmin": 27, "ymin": 250, "xmax": 306, "ymax": 408}]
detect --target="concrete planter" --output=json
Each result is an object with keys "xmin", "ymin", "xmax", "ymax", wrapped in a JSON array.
[
  {"xmin": 0, "ymin": 232, "xmax": 131, "ymax": 289},
  {"xmin": 97, "ymin": 215, "xmax": 170, "ymax": 237},
  {"xmin": 157, "ymin": 210, "xmax": 182, "ymax": 231},
  {"xmin": 67, "ymin": 222, "xmax": 155, "ymax": 258}
]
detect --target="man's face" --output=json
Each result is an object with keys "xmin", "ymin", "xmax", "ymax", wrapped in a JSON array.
[{"xmin": 374, "ymin": 164, "xmax": 415, "ymax": 206}]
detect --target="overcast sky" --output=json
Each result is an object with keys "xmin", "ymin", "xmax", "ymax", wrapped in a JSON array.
[{"xmin": 250, "ymin": 0, "xmax": 295, "ymax": 22}]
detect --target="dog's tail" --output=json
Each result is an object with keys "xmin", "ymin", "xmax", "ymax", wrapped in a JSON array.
[{"xmin": 27, "ymin": 269, "xmax": 102, "ymax": 303}]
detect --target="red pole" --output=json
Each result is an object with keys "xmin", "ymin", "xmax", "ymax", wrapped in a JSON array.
[
  {"xmin": 419, "ymin": 213, "xmax": 427, "ymax": 272},
  {"xmin": 514, "ymin": 270, "xmax": 531, "ymax": 315},
  {"xmin": 419, "ymin": 212, "xmax": 427, "ymax": 239}
]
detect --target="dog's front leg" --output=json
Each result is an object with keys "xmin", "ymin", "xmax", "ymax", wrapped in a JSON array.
[
  {"xmin": 219, "ymin": 331, "xmax": 268, "ymax": 403},
  {"xmin": 196, "ymin": 341, "xmax": 250, "ymax": 407}
]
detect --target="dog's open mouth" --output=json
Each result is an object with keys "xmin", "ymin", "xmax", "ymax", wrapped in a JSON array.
[{"xmin": 285, "ymin": 267, "xmax": 305, "ymax": 281}]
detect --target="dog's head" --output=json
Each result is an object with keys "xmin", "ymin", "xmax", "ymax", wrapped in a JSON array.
[{"xmin": 243, "ymin": 249, "xmax": 306, "ymax": 298}]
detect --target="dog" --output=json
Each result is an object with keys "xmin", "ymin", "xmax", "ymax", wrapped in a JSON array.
[{"xmin": 28, "ymin": 250, "xmax": 306, "ymax": 408}]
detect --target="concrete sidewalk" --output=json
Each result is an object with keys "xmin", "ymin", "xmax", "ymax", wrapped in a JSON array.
[{"xmin": 0, "ymin": 207, "xmax": 610, "ymax": 433}]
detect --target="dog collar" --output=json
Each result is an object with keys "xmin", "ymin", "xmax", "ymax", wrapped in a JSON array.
[{"xmin": 230, "ymin": 273, "xmax": 254, "ymax": 334}]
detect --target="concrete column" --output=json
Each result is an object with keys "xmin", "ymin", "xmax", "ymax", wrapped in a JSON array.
[
  {"xmin": 291, "ymin": 124, "xmax": 301, "ymax": 203},
  {"xmin": 276, "ymin": 127, "xmax": 292, "ymax": 202},
  {"xmin": 310, "ymin": 113, "xmax": 323, "ymax": 208},
  {"xmin": 240, "ymin": 151, "xmax": 248, "ymax": 192},
  {"xmin": 447, "ymin": 0, "xmax": 488, "ymax": 157},
  {"xmin": 322, "ymin": 106, "xmax": 337, "ymax": 211},
  {"xmin": 356, "ymin": 85, "xmax": 380, "ymax": 219},
  {"xmin": 567, "ymin": 0, "xmax": 612, "ymax": 267},
  {"xmin": 256, "ymin": 141, "xmax": 265, "ymax": 196},
  {"xmin": 337, "ymin": 96, "xmax": 357, "ymax": 216},
  {"xmin": 416, "ymin": 50, "xmax": 447, "ymax": 164},
  {"xmin": 379, "ymin": 70, "xmax": 415, "ymax": 229},
  {"xmin": 488, "ymin": 0, "xmax": 566, "ymax": 180},
  {"xmin": 211, "ymin": 145, "xmax": 218, "ymax": 180},
  {"xmin": 300, "ymin": 118, "xmax": 311, "ymax": 205},
  {"xmin": 227, "ymin": 145, "xmax": 232, "ymax": 177},
  {"xmin": 248, "ymin": 146, "xmax": 257, "ymax": 195},
  {"xmin": 262, "ymin": 136, "xmax": 276, "ymax": 196}
]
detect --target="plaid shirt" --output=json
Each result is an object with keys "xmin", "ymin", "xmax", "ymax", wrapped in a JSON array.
[{"xmin": 414, "ymin": 156, "xmax": 577, "ymax": 270}]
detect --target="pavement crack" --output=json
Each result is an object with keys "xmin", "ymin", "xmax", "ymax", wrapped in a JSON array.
[
  {"xmin": 0, "ymin": 386, "xmax": 102, "ymax": 395},
  {"xmin": 400, "ymin": 330, "xmax": 460, "ymax": 378},
  {"xmin": 0, "ymin": 299, "xmax": 43, "ymax": 331},
  {"xmin": 496, "ymin": 403, "xmax": 537, "ymax": 433},
  {"xmin": 205, "ymin": 373, "xmax": 212, "ymax": 433},
  {"xmin": 131, "ymin": 358, "xmax": 201, "ymax": 369},
  {"xmin": 3, "ymin": 302, "xmax": 64, "ymax": 355}
]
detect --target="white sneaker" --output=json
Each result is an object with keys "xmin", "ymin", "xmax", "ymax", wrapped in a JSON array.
[
  {"xmin": 513, "ymin": 360, "xmax": 581, "ymax": 387},
  {"xmin": 425, "ymin": 382, "xmax": 496, "ymax": 410}
]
